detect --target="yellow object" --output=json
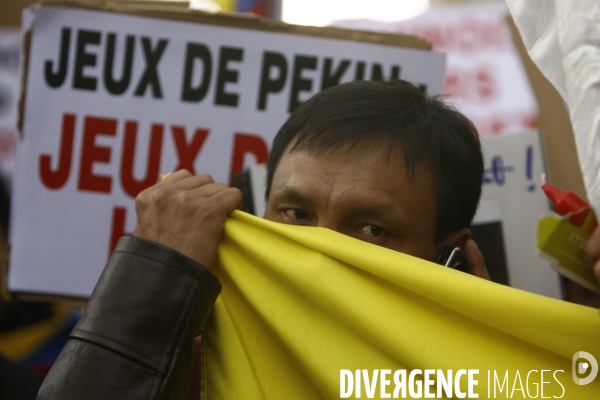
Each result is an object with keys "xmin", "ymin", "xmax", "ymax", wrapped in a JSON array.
[
  {"xmin": 537, "ymin": 212, "xmax": 600, "ymax": 294},
  {"xmin": 212, "ymin": 0, "xmax": 236, "ymax": 12},
  {"xmin": 159, "ymin": 172, "xmax": 172, "ymax": 181},
  {"xmin": 0, "ymin": 305, "xmax": 69, "ymax": 361},
  {"xmin": 204, "ymin": 211, "xmax": 600, "ymax": 399}
]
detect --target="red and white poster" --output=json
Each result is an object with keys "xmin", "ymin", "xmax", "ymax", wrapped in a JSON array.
[
  {"xmin": 9, "ymin": 5, "xmax": 446, "ymax": 298},
  {"xmin": 335, "ymin": 2, "xmax": 539, "ymax": 136}
]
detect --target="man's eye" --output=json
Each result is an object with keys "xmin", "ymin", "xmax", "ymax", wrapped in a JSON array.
[
  {"xmin": 283, "ymin": 209, "xmax": 309, "ymax": 220},
  {"xmin": 357, "ymin": 224, "xmax": 385, "ymax": 237}
]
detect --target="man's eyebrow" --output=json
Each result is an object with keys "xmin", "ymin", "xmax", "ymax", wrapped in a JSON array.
[
  {"xmin": 271, "ymin": 185, "xmax": 405, "ymax": 223},
  {"xmin": 270, "ymin": 185, "xmax": 317, "ymax": 207},
  {"xmin": 341, "ymin": 203, "xmax": 400, "ymax": 221}
]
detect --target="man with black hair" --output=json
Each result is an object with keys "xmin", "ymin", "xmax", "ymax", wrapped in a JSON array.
[{"xmin": 37, "ymin": 79, "xmax": 489, "ymax": 399}]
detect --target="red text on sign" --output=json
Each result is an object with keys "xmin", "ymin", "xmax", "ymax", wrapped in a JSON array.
[{"xmin": 39, "ymin": 113, "xmax": 270, "ymax": 197}]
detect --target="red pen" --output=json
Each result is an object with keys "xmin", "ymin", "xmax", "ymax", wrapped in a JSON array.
[{"xmin": 541, "ymin": 182, "xmax": 598, "ymax": 234}]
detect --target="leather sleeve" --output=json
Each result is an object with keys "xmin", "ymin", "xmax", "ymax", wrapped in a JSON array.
[{"xmin": 37, "ymin": 236, "xmax": 222, "ymax": 400}]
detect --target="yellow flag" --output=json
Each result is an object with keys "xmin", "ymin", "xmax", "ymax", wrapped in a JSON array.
[{"xmin": 203, "ymin": 211, "xmax": 600, "ymax": 399}]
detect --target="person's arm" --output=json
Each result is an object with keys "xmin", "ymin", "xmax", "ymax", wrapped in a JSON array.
[
  {"xmin": 38, "ymin": 171, "xmax": 242, "ymax": 400},
  {"xmin": 37, "ymin": 236, "xmax": 221, "ymax": 400}
]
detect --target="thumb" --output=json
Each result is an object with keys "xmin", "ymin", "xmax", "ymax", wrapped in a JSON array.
[{"xmin": 463, "ymin": 239, "xmax": 491, "ymax": 280}]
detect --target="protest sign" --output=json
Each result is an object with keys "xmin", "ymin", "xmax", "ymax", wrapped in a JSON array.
[
  {"xmin": 334, "ymin": 3, "xmax": 539, "ymax": 137},
  {"xmin": 8, "ymin": 1, "xmax": 445, "ymax": 299},
  {"xmin": 475, "ymin": 130, "xmax": 559, "ymax": 298}
]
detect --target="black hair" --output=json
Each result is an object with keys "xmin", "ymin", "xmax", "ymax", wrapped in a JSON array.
[{"xmin": 265, "ymin": 79, "xmax": 483, "ymax": 243}]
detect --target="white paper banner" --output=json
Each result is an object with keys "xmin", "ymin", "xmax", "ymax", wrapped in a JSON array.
[{"xmin": 9, "ymin": 6, "xmax": 445, "ymax": 298}]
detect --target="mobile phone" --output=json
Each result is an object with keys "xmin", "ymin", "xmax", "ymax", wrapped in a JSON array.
[{"xmin": 435, "ymin": 246, "xmax": 470, "ymax": 274}]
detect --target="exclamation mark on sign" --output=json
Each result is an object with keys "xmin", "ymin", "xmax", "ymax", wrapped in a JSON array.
[{"xmin": 526, "ymin": 145, "xmax": 535, "ymax": 192}]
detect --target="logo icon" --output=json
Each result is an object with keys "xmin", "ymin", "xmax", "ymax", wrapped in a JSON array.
[{"xmin": 572, "ymin": 351, "xmax": 598, "ymax": 385}]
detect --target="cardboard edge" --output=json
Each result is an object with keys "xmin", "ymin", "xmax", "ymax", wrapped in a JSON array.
[
  {"xmin": 36, "ymin": 0, "xmax": 432, "ymax": 50},
  {"xmin": 17, "ymin": 16, "xmax": 33, "ymax": 137},
  {"xmin": 505, "ymin": 16, "xmax": 587, "ymax": 202}
]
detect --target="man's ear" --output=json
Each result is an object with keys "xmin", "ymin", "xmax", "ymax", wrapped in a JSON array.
[{"xmin": 440, "ymin": 228, "xmax": 472, "ymax": 253}]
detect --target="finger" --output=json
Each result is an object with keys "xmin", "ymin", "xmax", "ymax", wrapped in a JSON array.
[
  {"xmin": 594, "ymin": 260, "xmax": 600, "ymax": 284},
  {"xmin": 138, "ymin": 170, "xmax": 191, "ymax": 200},
  {"xmin": 172, "ymin": 174, "xmax": 215, "ymax": 191},
  {"xmin": 211, "ymin": 187, "xmax": 243, "ymax": 214},
  {"xmin": 185, "ymin": 182, "xmax": 232, "ymax": 198},
  {"xmin": 463, "ymin": 239, "xmax": 490, "ymax": 280},
  {"xmin": 586, "ymin": 227, "xmax": 600, "ymax": 266},
  {"xmin": 157, "ymin": 169, "xmax": 193, "ymax": 185}
]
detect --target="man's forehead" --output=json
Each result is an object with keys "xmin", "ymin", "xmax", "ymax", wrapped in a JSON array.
[
  {"xmin": 278, "ymin": 138, "xmax": 429, "ymax": 187},
  {"xmin": 270, "ymin": 149, "xmax": 435, "ymax": 206},
  {"xmin": 288, "ymin": 133, "xmax": 405, "ymax": 164}
]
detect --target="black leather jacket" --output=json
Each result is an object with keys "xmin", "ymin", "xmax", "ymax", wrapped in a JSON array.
[{"xmin": 36, "ymin": 236, "xmax": 222, "ymax": 400}]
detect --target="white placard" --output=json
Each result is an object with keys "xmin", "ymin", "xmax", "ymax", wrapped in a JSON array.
[
  {"xmin": 476, "ymin": 130, "xmax": 559, "ymax": 298},
  {"xmin": 9, "ymin": 6, "xmax": 446, "ymax": 298}
]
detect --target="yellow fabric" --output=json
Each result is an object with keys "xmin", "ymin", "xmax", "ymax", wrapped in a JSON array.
[{"xmin": 204, "ymin": 211, "xmax": 600, "ymax": 399}]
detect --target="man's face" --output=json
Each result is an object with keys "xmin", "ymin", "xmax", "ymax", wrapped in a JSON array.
[{"xmin": 264, "ymin": 143, "xmax": 444, "ymax": 261}]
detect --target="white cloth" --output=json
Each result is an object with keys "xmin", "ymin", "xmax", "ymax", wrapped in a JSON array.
[{"xmin": 505, "ymin": 0, "xmax": 600, "ymax": 212}]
